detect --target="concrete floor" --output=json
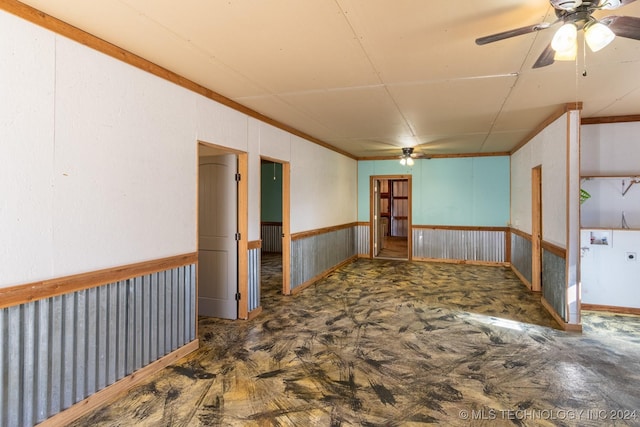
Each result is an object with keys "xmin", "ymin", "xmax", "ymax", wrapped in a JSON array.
[{"xmin": 70, "ymin": 254, "xmax": 640, "ymax": 426}]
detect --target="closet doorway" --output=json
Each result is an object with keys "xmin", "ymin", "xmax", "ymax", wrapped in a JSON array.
[
  {"xmin": 370, "ymin": 175, "xmax": 412, "ymax": 260},
  {"xmin": 260, "ymin": 158, "xmax": 291, "ymax": 309}
]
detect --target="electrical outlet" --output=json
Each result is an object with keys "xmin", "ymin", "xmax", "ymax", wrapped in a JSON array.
[{"xmin": 626, "ymin": 252, "xmax": 637, "ymax": 262}]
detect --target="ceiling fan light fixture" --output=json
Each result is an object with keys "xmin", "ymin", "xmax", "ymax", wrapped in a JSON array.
[
  {"xmin": 598, "ymin": 0, "xmax": 621, "ymax": 10},
  {"xmin": 585, "ymin": 21, "xmax": 616, "ymax": 52},
  {"xmin": 554, "ymin": 43, "xmax": 578, "ymax": 61},
  {"xmin": 551, "ymin": 23, "xmax": 578, "ymax": 53},
  {"xmin": 400, "ymin": 147, "xmax": 414, "ymax": 166}
]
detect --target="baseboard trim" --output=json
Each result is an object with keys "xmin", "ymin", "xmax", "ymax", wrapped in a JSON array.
[
  {"xmin": 541, "ymin": 297, "xmax": 582, "ymax": 332},
  {"xmin": 291, "ymin": 255, "xmax": 357, "ymax": 295},
  {"xmin": 582, "ymin": 304, "xmax": 640, "ymax": 316},
  {"xmin": 37, "ymin": 339, "xmax": 199, "ymax": 427},
  {"xmin": 510, "ymin": 264, "xmax": 532, "ymax": 290},
  {"xmin": 247, "ymin": 306, "xmax": 263, "ymax": 320},
  {"xmin": 412, "ymin": 257, "xmax": 509, "ymax": 268}
]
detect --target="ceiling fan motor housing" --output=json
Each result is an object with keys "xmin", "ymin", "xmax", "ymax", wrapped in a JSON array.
[{"xmin": 551, "ymin": 0, "xmax": 621, "ymax": 11}]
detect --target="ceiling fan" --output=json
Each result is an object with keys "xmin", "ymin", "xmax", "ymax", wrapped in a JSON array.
[
  {"xmin": 476, "ymin": 0, "xmax": 640, "ymax": 68},
  {"xmin": 398, "ymin": 147, "xmax": 430, "ymax": 165}
]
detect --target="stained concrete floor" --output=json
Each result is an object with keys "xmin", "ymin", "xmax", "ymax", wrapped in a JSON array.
[{"xmin": 71, "ymin": 254, "xmax": 640, "ymax": 426}]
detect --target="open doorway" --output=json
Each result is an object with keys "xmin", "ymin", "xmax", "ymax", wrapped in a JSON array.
[
  {"xmin": 371, "ymin": 175, "xmax": 412, "ymax": 260},
  {"xmin": 260, "ymin": 158, "xmax": 291, "ymax": 310}
]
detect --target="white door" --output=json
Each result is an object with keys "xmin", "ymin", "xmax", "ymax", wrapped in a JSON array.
[{"xmin": 198, "ymin": 154, "xmax": 238, "ymax": 319}]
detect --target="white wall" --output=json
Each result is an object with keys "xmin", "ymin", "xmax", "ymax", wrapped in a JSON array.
[
  {"xmin": 581, "ymin": 122, "xmax": 640, "ymax": 229},
  {"xmin": 581, "ymin": 229, "xmax": 640, "ymax": 308},
  {"xmin": 290, "ymin": 136, "xmax": 358, "ymax": 232},
  {"xmin": 510, "ymin": 114, "xmax": 569, "ymax": 248},
  {"xmin": 0, "ymin": 11, "xmax": 56, "ymax": 287},
  {"xmin": 581, "ymin": 122, "xmax": 640, "ymax": 176},
  {"xmin": 0, "ymin": 10, "xmax": 358, "ymax": 288},
  {"xmin": 53, "ymin": 37, "xmax": 198, "ymax": 276},
  {"xmin": 580, "ymin": 121, "xmax": 640, "ymax": 309}
]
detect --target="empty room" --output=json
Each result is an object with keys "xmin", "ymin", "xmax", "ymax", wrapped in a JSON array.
[{"xmin": 1, "ymin": 1, "xmax": 640, "ymax": 426}]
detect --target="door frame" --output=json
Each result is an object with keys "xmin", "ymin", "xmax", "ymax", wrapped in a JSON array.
[
  {"xmin": 369, "ymin": 174, "xmax": 412, "ymax": 260},
  {"xmin": 197, "ymin": 141, "xmax": 249, "ymax": 320},
  {"xmin": 531, "ymin": 165, "xmax": 542, "ymax": 292},
  {"xmin": 260, "ymin": 156, "xmax": 291, "ymax": 296}
]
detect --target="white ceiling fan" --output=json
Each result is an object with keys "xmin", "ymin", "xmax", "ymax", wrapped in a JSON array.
[{"xmin": 476, "ymin": 0, "xmax": 640, "ymax": 68}]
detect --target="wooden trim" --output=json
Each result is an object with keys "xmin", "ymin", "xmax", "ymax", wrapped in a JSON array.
[
  {"xmin": 412, "ymin": 257, "xmax": 509, "ymax": 268},
  {"xmin": 38, "ymin": 339, "xmax": 199, "ymax": 427},
  {"xmin": 0, "ymin": 0, "xmax": 356, "ymax": 161},
  {"xmin": 511, "ymin": 264, "xmax": 532, "ymax": 290},
  {"xmin": 510, "ymin": 103, "xmax": 583, "ymax": 155},
  {"xmin": 505, "ymin": 229, "xmax": 512, "ymax": 264},
  {"xmin": 357, "ymin": 151, "xmax": 510, "ymax": 161},
  {"xmin": 0, "ymin": 253, "xmax": 197, "ymax": 309},
  {"xmin": 582, "ymin": 304, "xmax": 640, "ymax": 316},
  {"xmin": 510, "ymin": 227, "xmax": 532, "ymax": 240},
  {"xmin": 412, "ymin": 225, "xmax": 509, "ymax": 232},
  {"xmin": 581, "ymin": 226, "xmax": 640, "ymax": 231},
  {"xmin": 282, "ymin": 162, "xmax": 291, "ymax": 295},
  {"xmin": 566, "ymin": 110, "xmax": 580, "ymax": 325},
  {"xmin": 581, "ymin": 115, "xmax": 640, "ymax": 125},
  {"xmin": 581, "ymin": 175, "xmax": 640, "ymax": 179},
  {"xmin": 407, "ymin": 176, "xmax": 413, "ymax": 261},
  {"xmin": 246, "ymin": 306, "xmax": 263, "ymax": 320},
  {"xmin": 291, "ymin": 255, "xmax": 357, "ymax": 295},
  {"xmin": 531, "ymin": 166, "xmax": 542, "ymax": 292},
  {"xmin": 237, "ymin": 153, "xmax": 249, "ymax": 320},
  {"xmin": 290, "ymin": 222, "xmax": 358, "ymax": 240},
  {"xmin": 541, "ymin": 240, "xmax": 567, "ymax": 259},
  {"xmin": 248, "ymin": 240, "xmax": 262, "ymax": 250},
  {"xmin": 541, "ymin": 297, "xmax": 582, "ymax": 332},
  {"xmin": 357, "ymin": 221, "xmax": 370, "ymax": 227}
]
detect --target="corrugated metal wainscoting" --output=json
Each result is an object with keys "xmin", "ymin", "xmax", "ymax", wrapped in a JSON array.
[
  {"xmin": 261, "ymin": 223, "xmax": 282, "ymax": 253},
  {"xmin": 413, "ymin": 228, "xmax": 506, "ymax": 263},
  {"xmin": 356, "ymin": 224, "xmax": 370, "ymax": 256},
  {"xmin": 248, "ymin": 247, "xmax": 261, "ymax": 312},
  {"xmin": 542, "ymin": 249, "xmax": 567, "ymax": 321},
  {"xmin": 511, "ymin": 232, "xmax": 533, "ymax": 283},
  {"xmin": 0, "ymin": 264, "xmax": 196, "ymax": 427},
  {"xmin": 290, "ymin": 226, "xmax": 357, "ymax": 291}
]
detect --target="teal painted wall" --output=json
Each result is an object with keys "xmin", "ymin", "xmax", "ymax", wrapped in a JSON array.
[
  {"xmin": 261, "ymin": 162, "xmax": 282, "ymax": 222},
  {"xmin": 358, "ymin": 156, "xmax": 510, "ymax": 226}
]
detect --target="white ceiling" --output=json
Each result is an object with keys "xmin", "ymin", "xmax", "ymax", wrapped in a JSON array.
[{"xmin": 16, "ymin": 0, "xmax": 640, "ymax": 158}]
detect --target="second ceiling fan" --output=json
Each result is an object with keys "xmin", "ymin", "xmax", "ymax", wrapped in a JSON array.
[{"xmin": 476, "ymin": 0, "xmax": 640, "ymax": 68}]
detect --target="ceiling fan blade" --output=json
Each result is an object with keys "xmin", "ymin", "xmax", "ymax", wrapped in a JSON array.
[
  {"xmin": 476, "ymin": 23, "xmax": 551, "ymax": 45},
  {"xmin": 604, "ymin": 15, "xmax": 640, "ymax": 40},
  {"xmin": 532, "ymin": 43, "xmax": 556, "ymax": 68}
]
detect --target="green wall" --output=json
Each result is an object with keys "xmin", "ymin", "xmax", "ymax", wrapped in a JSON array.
[
  {"xmin": 358, "ymin": 156, "xmax": 510, "ymax": 226},
  {"xmin": 261, "ymin": 162, "xmax": 282, "ymax": 222}
]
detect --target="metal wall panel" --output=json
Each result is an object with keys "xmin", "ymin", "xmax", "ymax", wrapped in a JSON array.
[
  {"xmin": 542, "ymin": 250, "xmax": 567, "ymax": 321},
  {"xmin": 261, "ymin": 224, "xmax": 282, "ymax": 253},
  {"xmin": 511, "ymin": 233, "xmax": 533, "ymax": 283},
  {"xmin": 290, "ymin": 226, "xmax": 356, "ymax": 290},
  {"xmin": 357, "ymin": 224, "xmax": 370, "ymax": 255},
  {"xmin": 413, "ymin": 228, "xmax": 506, "ymax": 262},
  {"xmin": 248, "ymin": 247, "xmax": 261, "ymax": 312},
  {"xmin": 0, "ymin": 263, "xmax": 196, "ymax": 427}
]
